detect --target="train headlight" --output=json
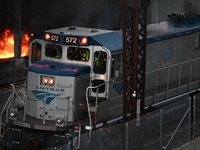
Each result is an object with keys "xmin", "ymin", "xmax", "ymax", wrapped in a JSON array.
[
  {"xmin": 41, "ymin": 75, "xmax": 55, "ymax": 86},
  {"xmin": 56, "ymin": 116, "xmax": 64, "ymax": 125},
  {"xmin": 48, "ymin": 78, "xmax": 54, "ymax": 85},
  {"xmin": 41, "ymin": 77, "xmax": 48, "ymax": 84}
]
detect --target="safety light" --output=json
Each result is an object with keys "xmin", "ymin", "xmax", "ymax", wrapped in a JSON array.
[
  {"xmin": 56, "ymin": 116, "xmax": 64, "ymax": 124},
  {"xmin": 100, "ymin": 75, "xmax": 107, "ymax": 80},
  {"xmin": 79, "ymin": 37, "xmax": 88, "ymax": 45},
  {"xmin": 74, "ymin": 126, "xmax": 81, "ymax": 133},
  {"xmin": 31, "ymin": 33, "xmax": 35, "ymax": 37},
  {"xmin": 45, "ymin": 33, "xmax": 51, "ymax": 40},
  {"xmin": 9, "ymin": 109, "xmax": 17, "ymax": 118}
]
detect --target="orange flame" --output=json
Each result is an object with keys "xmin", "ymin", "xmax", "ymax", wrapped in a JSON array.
[{"xmin": 0, "ymin": 29, "xmax": 30, "ymax": 59}]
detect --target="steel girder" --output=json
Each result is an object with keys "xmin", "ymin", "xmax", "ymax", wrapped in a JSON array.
[{"xmin": 122, "ymin": 0, "xmax": 148, "ymax": 122}]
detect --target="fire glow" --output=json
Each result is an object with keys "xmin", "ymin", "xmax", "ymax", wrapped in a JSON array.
[{"xmin": 0, "ymin": 29, "xmax": 30, "ymax": 59}]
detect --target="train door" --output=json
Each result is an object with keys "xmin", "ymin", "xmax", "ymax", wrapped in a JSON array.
[{"xmin": 91, "ymin": 47, "xmax": 110, "ymax": 99}]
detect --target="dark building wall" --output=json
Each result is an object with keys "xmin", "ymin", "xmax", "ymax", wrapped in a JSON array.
[
  {"xmin": 149, "ymin": 0, "xmax": 200, "ymax": 23},
  {"xmin": 1, "ymin": 0, "xmax": 200, "ymax": 36},
  {"xmin": 21, "ymin": 0, "xmax": 122, "ymax": 35}
]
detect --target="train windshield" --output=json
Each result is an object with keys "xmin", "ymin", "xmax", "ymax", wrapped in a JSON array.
[
  {"xmin": 67, "ymin": 47, "xmax": 90, "ymax": 61},
  {"xmin": 45, "ymin": 44, "xmax": 62, "ymax": 59}
]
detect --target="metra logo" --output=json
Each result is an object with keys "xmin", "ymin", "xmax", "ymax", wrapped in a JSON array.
[
  {"xmin": 113, "ymin": 82, "xmax": 123, "ymax": 95},
  {"xmin": 36, "ymin": 86, "xmax": 65, "ymax": 92},
  {"xmin": 32, "ymin": 90, "xmax": 64, "ymax": 105}
]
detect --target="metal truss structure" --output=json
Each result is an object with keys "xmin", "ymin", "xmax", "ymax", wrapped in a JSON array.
[{"xmin": 122, "ymin": 0, "xmax": 148, "ymax": 122}]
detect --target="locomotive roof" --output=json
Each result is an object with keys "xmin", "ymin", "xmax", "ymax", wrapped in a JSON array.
[
  {"xmin": 46, "ymin": 26, "xmax": 114, "ymax": 36},
  {"xmin": 147, "ymin": 14, "xmax": 200, "ymax": 44},
  {"xmin": 34, "ymin": 14, "xmax": 200, "ymax": 50},
  {"xmin": 43, "ymin": 26, "xmax": 122, "ymax": 52}
]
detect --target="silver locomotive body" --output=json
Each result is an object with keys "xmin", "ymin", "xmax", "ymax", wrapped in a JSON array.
[{"xmin": 27, "ymin": 61, "xmax": 90, "ymax": 125}]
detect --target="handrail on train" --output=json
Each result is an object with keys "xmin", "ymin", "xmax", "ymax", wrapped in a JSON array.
[
  {"xmin": 85, "ymin": 81, "xmax": 108, "ymax": 143},
  {"xmin": 0, "ymin": 90, "xmax": 13, "ymax": 137},
  {"xmin": 0, "ymin": 82, "xmax": 28, "ymax": 137},
  {"xmin": 146, "ymin": 57, "xmax": 200, "ymax": 74},
  {"xmin": 146, "ymin": 57, "xmax": 200, "ymax": 104}
]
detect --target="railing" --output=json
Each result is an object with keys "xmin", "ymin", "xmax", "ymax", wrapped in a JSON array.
[
  {"xmin": 0, "ymin": 94, "xmax": 12, "ymax": 137},
  {"xmin": 163, "ymin": 104, "xmax": 191, "ymax": 150},
  {"xmin": 72, "ymin": 94, "xmax": 197, "ymax": 150},
  {"xmin": 0, "ymin": 82, "xmax": 27, "ymax": 137},
  {"xmin": 85, "ymin": 82, "xmax": 108, "ymax": 143},
  {"xmin": 145, "ymin": 57, "xmax": 200, "ymax": 105}
]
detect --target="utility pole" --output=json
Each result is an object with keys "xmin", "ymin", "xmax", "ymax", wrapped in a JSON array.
[
  {"xmin": 14, "ymin": 0, "xmax": 22, "ymax": 58},
  {"xmin": 11, "ymin": 0, "xmax": 25, "ymax": 84},
  {"xmin": 122, "ymin": 0, "xmax": 149, "ymax": 122}
]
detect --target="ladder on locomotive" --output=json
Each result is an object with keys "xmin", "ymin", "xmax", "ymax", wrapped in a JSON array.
[{"xmin": 86, "ymin": 82, "xmax": 107, "ymax": 128}]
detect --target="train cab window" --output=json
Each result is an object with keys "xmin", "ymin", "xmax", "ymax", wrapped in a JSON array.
[
  {"xmin": 93, "ymin": 51, "xmax": 107, "ymax": 74},
  {"xmin": 196, "ymin": 33, "xmax": 200, "ymax": 49},
  {"xmin": 31, "ymin": 42, "xmax": 41, "ymax": 63},
  {"xmin": 45, "ymin": 44, "xmax": 62, "ymax": 59},
  {"xmin": 111, "ymin": 53, "xmax": 123, "ymax": 78},
  {"xmin": 67, "ymin": 47, "xmax": 90, "ymax": 61}
]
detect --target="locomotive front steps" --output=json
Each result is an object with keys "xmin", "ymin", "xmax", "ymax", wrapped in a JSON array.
[
  {"xmin": 87, "ymin": 96, "xmax": 107, "ymax": 112},
  {"xmin": 87, "ymin": 96, "xmax": 109, "ymax": 126}
]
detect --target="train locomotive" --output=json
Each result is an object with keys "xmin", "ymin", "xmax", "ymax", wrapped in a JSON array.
[{"xmin": 1, "ymin": 14, "xmax": 200, "ymax": 149}]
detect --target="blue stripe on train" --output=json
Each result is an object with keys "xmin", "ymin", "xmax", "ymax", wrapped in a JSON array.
[{"xmin": 28, "ymin": 61, "xmax": 90, "ymax": 76}]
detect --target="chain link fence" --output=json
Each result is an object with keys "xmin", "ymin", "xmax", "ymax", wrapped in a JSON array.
[
  {"xmin": 192, "ymin": 93, "xmax": 200, "ymax": 138},
  {"xmin": 3, "ymin": 92, "xmax": 198, "ymax": 150},
  {"xmin": 69, "ymin": 93, "xmax": 200, "ymax": 150}
]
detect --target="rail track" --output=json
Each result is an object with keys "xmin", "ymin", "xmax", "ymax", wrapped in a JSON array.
[{"xmin": 0, "ymin": 81, "xmax": 26, "ymax": 93}]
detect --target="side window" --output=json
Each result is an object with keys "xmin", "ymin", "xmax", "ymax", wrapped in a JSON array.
[
  {"xmin": 67, "ymin": 47, "xmax": 90, "ymax": 61},
  {"xmin": 196, "ymin": 33, "xmax": 200, "ymax": 49},
  {"xmin": 93, "ymin": 51, "xmax": 107, "ymax": 74},
  {"xmin": 31, "ymin": 42, "xmax": 41, "ymax": 63},
  {"xmin": 111, "ymin": 53, "xmax": 123, "ymax": 78},
  {"xmin": 45, "ymin": 44, "xmax": 62, "ymax": 59}
]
